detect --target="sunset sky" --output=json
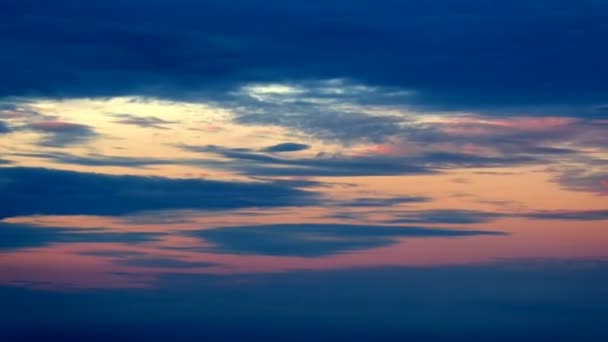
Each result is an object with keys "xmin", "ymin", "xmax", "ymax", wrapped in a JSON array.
[{"xmin": 1, "ymin": 1, "xmax": 608, "ymax": 341}]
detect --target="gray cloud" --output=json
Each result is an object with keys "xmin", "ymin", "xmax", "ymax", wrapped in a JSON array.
[
  {"xmin": 24, "ymin": 121, "xmax": 97, "ymax": 147},
  {"xmin": 235, "ymin": 103, "xmax": 405, "ymax": 144},
  {"xmin": 551, "ymin": 167, "xmax": 608, "ymax": 195}
]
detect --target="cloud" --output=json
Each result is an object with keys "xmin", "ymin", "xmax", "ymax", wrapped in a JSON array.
[
  {"xmin": 0, "ymin": 167, "xmax": 317, "ymax": 219},
  {"xmin": 2, "ymin": 1, "xmax": 606, "ymax": 116},
  {"xmin": 552, "ymin": 168, "xmax": 608, "ymax": 195},
  {"xmin": 404, "ymin": 116, "xmax": 608, "ymax": 153},
  {"xmin": 10, "ymin": 150, "xmax": 442, "ymax": 181},
  {"xmin": 389, "ymin": 210, "xmax": 506, "ymax": 224},
  {"xmin": 189, "ymin": 223, "xmax": 504, "ymax": 257},
  {"xmin": 120, "ymin": 257, "xmax": 216, "ymax": 269},
  {"xmin": 234, "ymin": 103, "xmax": 405, "ymax": 144},
  {"xmin": 261, "ymin": 142, "xmax": 311, "ymax": 153},
  {"xmin": 205, "ymin": 149, "xmax": 433, "ymax": 177},
  {"xmin": 388, "ymin": 209, "xmax": 608, "ymax": 224},
  {"xmin": 180, "ymin": 144, "xmax": 544, "ymax": 178},
  {"xmin": 111, "ymin": 113, "xmax": 177, "ymax": 129},
  {"xmin": 335, "ymin": 196, "xmax": 431, "ymax": 207},
  {"xmin": 522, "ymin": 210, "xmax": 608, "ymax": 221},
  {"xmin": 0, "ymin": 222, "xmax": 160, "ymax": 251},
  {"xmin": 0, "ymin": 102, "xmax": 45, "ymax": 120},
  {"xmin": 25, "ymin": 121, "xmax": 97, "ymax": 147},
  {"xmin": 13, "ymin": 151, "xmax": 179, "ymax": 168},
  {"xmin": 0, "ymin": 120, "xmax": 10, "ymax": 133}
]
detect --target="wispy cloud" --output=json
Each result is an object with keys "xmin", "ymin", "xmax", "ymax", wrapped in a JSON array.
[
  {"xmin": 111, "ymin": 113, "xmax": 178, "ymax": 129},
  {"xmin": 25, "ymin": 120, "xmax": 97, "ymax": 147}
]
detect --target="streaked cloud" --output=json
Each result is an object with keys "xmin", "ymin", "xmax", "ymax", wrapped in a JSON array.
[
  {"xmin": 189, "ymin": 223, "xmax": 504, "ymax": 257},
  {"xmin": 111, "ymin": 113, "xmax": 178, "ymax": 129},
  {"xmin": 0, "ymin": 222, "xmax": 161, "ymax": 251},
  {"xmin": 0, "ymin": 167, "xmax": 317, "ymax": 219}
]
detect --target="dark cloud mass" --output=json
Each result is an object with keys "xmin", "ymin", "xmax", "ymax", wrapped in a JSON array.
[
  {"xmin": 189, "ymin": 223, "xmax": 504, "ymax": 257},
  {"xmin": 261, "ymin": 143, "xmax": 311, "ymax": 153},
  {"xmin": 0, "ymin": 167, "xmax": 316, "ymax": 219},
  {"xmin": 0, "ymin": 120, "xmax": 10, "ymax": 133},
  {"xmin": 1, "ymin": 2, "xmax": 607, "ymax": 341},
  {"xmin": 0, "ymin": 0, "xmax": 606, "ymax": 115},
  {"xmin": 0, "ymin": 223, "xmax": 160, "ymax": 251}
]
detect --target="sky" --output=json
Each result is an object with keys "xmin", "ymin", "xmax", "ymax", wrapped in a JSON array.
[{"xmin": 1, "ymin": 1, "xmax": 608, "ymax": 341}]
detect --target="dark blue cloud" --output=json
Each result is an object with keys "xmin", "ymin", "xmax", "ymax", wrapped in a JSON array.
[
  {"xmin": 0, "ymin": 167, "xmax": 317, "ymax": 218},
  {"xmin": 222, "ymin": 154, "xmax": 433, "ymax": 177},
  {"xmin": 0, "ymin": 222, "xmax": 160, "ymax": 251},
  {"xmin": 0, "ymin": 120, "xmax": 9, "ymax": 133},
  {"xmin": 261, "ymin": 143, "xmax": 311, "ymax": 153},
  {"xmin": 189, "ymin": 223, "xmax": 504, "ymax": 257},
  {"xmin": 1, "ymin": 0, "xmax": 606, "ymax": 116}
]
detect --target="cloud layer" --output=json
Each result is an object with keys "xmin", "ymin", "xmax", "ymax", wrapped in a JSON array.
[
  {"xmin": 1, "ymin": 1, "xmax": 607, "ymax": 116},
  {"xmin": 0, "ymin": 167, "xmax": 316, "ymax": 218},
  {"xmin": 190, "ymin": 223, "xmax": 502, "ymax": 257}
]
